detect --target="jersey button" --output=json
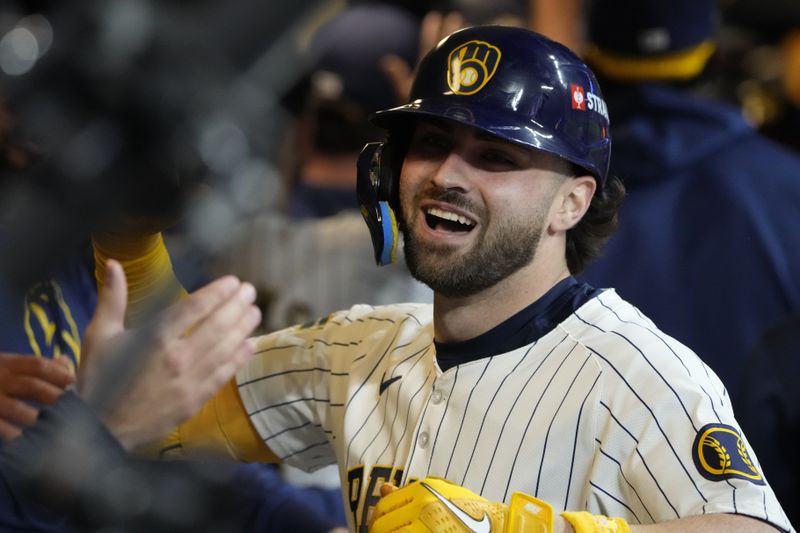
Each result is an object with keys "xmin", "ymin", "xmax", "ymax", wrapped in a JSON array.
[
  {"xmin": 418, "ymin": 431, "xmax": 429, "ymax": 448},
  {"xmin": 431, "ymin": 390, "xmax": 444, "ymax": 404}
]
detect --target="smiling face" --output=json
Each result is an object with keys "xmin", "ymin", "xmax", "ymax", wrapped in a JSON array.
[{"xmin": 398, "ymin": 119, "xmax": 573, "ymax": 298}]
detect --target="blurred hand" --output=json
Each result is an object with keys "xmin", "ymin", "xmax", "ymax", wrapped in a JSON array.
[
  {"xmin": 380, "ymin": 11, "xmax": 467, "ymax": 102},
  {"xmin": 80, "ymin": 260, "xmax": 261, "ymax": 450},
  {"xmin": 0, "ymin": 353, "xmax": 75, "ymax": 441}
]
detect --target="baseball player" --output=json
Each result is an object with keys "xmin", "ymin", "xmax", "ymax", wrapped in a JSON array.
[{"xmin": 103, "ymin": 26, "xmax": 792, "ymax": 533}]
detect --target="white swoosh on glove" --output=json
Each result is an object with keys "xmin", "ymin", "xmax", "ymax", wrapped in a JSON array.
[{"xmin": 420, "ymin": 482, "xmax": 491, "ymax": 533}]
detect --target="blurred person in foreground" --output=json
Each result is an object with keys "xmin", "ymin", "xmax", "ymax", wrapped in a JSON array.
[
  {"xmin": 579, "ymin": 0, "xmax": 800, "ymax": 405},
  {"xmin": 0, "ymin": 140, "xmax": 345, "ymax": 531},
  {"xmin": 0, "ymin": 258, "xmax": 263, "ymax": 531},
  {"xmin": 0, "ymin": 8, "xmax": 345, "ymax": 529}
]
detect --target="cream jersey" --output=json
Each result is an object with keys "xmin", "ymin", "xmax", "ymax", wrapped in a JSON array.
[{"xmin": 236, "ymin": 290, "xmax": 792, "ymax": 532}]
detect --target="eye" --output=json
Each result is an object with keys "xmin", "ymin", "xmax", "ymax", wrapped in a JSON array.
[
  {"xmin": 409, "ymin": 128, "xmax": 451, "ymax": 155},
  {"xmin": 479, "ymin": 149, "xmax": 518, "ymax": 169}
]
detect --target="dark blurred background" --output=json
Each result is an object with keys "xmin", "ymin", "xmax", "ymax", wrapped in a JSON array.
[{"xmin": 2, "ymin": 0, "xmax": 798, "ymax": 293}]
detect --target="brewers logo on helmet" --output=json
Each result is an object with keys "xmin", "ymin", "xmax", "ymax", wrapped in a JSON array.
[{"xmin": 447, "ymin": 40, "xmax": 501, "ymax": 95}]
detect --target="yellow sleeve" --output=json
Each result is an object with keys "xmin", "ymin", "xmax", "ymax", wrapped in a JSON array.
[
  {"xmin": 140, "ymin": 378, "xmax": 279, "ymax": 463},
  {"xmin": 92, "ymin": 232, "xmax": 187, "ymax": 327},
  {"xmin": 93, "ymin": 232, "xmax": 277, "ymax": 463}
]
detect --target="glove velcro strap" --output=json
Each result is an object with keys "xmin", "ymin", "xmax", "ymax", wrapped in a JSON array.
[
  {"xmin": 505, "ymin": 492, "xmax": 553, "ymax": 533},
  {"xmin": 561, "ymin": 511, "xmax": 631, "ymax": 533}
]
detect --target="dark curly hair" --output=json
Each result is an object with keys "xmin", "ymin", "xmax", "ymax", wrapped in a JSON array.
[{"xmin": 565, "ymin": 171, "xmax": 626, "ymax": 274}]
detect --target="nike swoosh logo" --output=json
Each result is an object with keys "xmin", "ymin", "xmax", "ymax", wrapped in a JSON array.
[
  {"xmin": 379, "ymin": 374, "xmax": 402, "ymax": 394},
  {"xmin": 420, "ymin": 482, "xmax": 491, "ymax": 533}
]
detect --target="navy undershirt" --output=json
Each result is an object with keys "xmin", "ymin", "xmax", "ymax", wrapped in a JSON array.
[{"xmin": 434, "ymin": 277, "xmax": 602, "ymax": 371}]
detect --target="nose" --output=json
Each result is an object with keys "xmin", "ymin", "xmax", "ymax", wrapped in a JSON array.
[{"xmin": 429, "ymin": 151, "xmax": 472, "ymax": 193}]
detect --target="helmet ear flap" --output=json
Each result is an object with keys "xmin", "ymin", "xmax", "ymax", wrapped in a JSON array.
[{"xmin": 357, "ymin": 141, "xmax": 400, "ymax": 265}]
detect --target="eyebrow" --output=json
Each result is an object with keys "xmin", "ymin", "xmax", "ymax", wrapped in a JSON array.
[
  {"xmin": 420, "ymin": 120, "xmax": 509, "ymax": 143},
  {"xmin": 417, "ymin": 119, "xmax": 529, "ymax": 155},
  {"xmin": 475, "ymin": 131, "xmax": 509, "ymax": 143}
]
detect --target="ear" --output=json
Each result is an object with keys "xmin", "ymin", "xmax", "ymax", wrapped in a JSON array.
[{"xmin": 549, "ymin": 175, "xmax": 596, "ymax": 232}]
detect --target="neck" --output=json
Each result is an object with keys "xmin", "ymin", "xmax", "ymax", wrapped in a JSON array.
[{"xmin": 432, "ymin": 238, "xmax": 571, "ymax": 343}]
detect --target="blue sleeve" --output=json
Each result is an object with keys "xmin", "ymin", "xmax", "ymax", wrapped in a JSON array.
[
  {"xmin": 0, "ymin": 392, "xmax": 107, "ymax": 532},
  {"xmin": 233, "ymin": 463, "xmax": 347, "ymax": 533},
  {"xmin": 0, "ymin": 392, "xmax": 347, "ymax": 533}
]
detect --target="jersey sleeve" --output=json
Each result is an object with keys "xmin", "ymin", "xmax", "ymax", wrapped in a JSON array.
[
  {"xmin": 235, "ymin": 304, "xmax": 378, "ymax": 473},
  {"xmin": 578, "ymin": 292, "xmax": 792, "ymax": 531}
]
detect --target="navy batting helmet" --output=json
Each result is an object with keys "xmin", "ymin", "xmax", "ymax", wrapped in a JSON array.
[{"xmin": 357, "ymin": 25, "xmax": 612, "ymax": 265}]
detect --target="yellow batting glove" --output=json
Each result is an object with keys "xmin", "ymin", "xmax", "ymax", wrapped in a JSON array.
[{"xmin": 369, "ymin": 477, "xmax": 554, "ymax": 533}]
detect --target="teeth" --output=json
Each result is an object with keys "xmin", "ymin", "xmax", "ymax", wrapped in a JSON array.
[{"xmin": 425, "ymin": 207, "xmax": 475, "ymax": 227}]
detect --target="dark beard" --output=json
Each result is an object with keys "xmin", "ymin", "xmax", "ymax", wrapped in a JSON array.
[{"xmin": 400, "ymin": 194, "xmax": 545, "ymax": 298}]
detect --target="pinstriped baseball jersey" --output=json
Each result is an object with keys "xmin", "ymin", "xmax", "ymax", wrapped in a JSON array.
[{"xmin": 236, "ymin": 289, "xmax": 792, "ymax": 532}]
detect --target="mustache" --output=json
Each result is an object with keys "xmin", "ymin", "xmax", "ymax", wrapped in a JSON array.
[
  {"xmin": 398, "ymin": 186, "xmax": 486, "ymax": 234},
  {"xmin": 415, "ymin": 188, "xmax": 483, "ymax": 215}
]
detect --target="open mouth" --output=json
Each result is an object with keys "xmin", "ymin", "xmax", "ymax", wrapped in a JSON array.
[{"xmin": 423, "ymin": 206, "xmax": 476, "ymax": 233}]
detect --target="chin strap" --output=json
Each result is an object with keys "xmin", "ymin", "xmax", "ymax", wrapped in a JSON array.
[
  {"xmin": 376, "ymin": 200, "xmax": 398, "ymax": 265},
  {"xmin": 357, "ymin": 142, "xmax": 399, "ymax": 266}
]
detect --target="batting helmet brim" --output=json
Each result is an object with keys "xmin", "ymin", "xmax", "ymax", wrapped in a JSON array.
[{"xmin": 371, "ymin": 97, "xmax": 610, "ymax": 184}]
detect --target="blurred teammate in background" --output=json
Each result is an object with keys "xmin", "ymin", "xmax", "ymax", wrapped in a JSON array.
[
  {"xmin": 580, "ymin": 0, "xmax": 800, "ymax": 405},
  {"xmin": 219, "ymin": 3, "xmax": 432, "ymax": 334}
]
